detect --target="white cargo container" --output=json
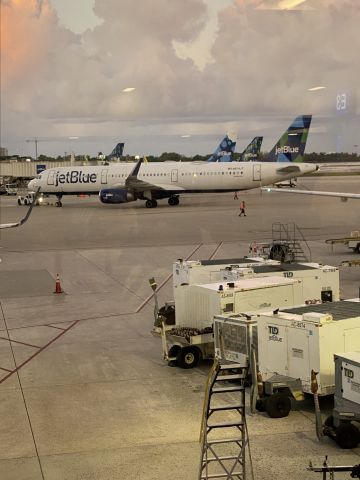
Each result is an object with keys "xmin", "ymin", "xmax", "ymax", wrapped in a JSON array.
[
  {"xmin": 175, "ymin": 276, "xmax": 303, "ymax": 330},
  {"xmin": 172, "ymin": 257, "xmax": 280, "ymax": 288},
  {"xmin": 221, "ymin": 262, "xmax": 340, "ymax": 303},
  {"xmin": 257, "ymin": 302, "xmax": 360, "ymax": 397}
]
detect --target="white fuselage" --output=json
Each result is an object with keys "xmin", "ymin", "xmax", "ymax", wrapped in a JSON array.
[{"xmin": 28, "ymin": 161, "xmax": 317, "ymax": 196}]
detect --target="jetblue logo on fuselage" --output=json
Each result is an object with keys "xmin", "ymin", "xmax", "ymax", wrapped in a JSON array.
[
  {"xmin": 275, "ymin": 146, "xmax": 299, "ymax": 154},
  {"xmin": 54, "ymin": 171, "xmax": 97, "ymax": 187}
]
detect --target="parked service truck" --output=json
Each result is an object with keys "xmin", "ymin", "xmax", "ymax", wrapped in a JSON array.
[{"xmin": 326, "ymin": 230, "xmax": 360, "ymax": 254}]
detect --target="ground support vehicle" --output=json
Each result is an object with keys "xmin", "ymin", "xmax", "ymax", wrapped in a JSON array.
[
  {"xmin": 172, "ymin": 256, "xmax": 280, "ymax": 288},
  {"xmin": 274, "ymin": 178, "xmax": 297, "ymax": 188},
  {"xmin": 326, "ymin": 230, "xmax": 360, "ymax": 254},
  {"xmin": 254, "ymin": 302, "xmax": 360, "ymax": 418},
  {"xmin": 153, "ymin": 276, "xmax": 304, "ymax": 368},
  {"xmin": 323, "ymin": 351, "xmax": 360, "ymax": 449},
  {"xmin": 221, "ymin": 261, "xmax": 340, "ymax": 303},
  {"xmin": 17, "ymin": 192, "xmax": 42, "ymax": 206},
  {"xmin": 5, "ymin": 183, "xmax": 17, "ymax": 195}
]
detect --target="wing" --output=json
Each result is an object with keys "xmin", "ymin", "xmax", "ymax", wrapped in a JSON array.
[
  {"xmin": 0, "ymin": 188, "xmax": 41, "ymax": 229},
  {"xmin": 261, "ymin": 187, "xmax": 360, "ymax": 201},
  {"xmin": 125, "ymin": 159, "xmax": 185, "ymax": 192}
]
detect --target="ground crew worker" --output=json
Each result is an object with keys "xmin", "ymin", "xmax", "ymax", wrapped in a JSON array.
[{"xmin": 238, "ymin": 200, "xmax": 246, "ymax": 217}]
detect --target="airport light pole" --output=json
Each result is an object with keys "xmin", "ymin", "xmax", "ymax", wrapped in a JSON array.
[{"xmin": 26, "ymin": 137, "xmax": 39, "ymax": 161}]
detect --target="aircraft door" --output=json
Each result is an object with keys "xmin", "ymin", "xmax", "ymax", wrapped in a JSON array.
[
  {"xmin": 253, "ymin": 164, "xmax": 261, "ymax": 181},
  {"xmin": 101, "ymin": 169, "xmax": 108, "ymax": 184},
  {"xmin": 47, "ymin": 171, "xmax": 55, "ymax": 185},
  {"xmin": 171, "ymin": 169, "xmax": 178, "ymax": 182}
]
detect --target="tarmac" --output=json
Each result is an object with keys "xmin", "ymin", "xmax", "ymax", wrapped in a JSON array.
[{"xmin": 0, "ymin": 175, "xmax": 359, "ymax": 479}]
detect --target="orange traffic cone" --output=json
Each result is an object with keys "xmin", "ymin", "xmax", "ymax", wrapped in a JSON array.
[{"xmin": 54, "ymin": 274, "xmax": 63, "ymax": 294}]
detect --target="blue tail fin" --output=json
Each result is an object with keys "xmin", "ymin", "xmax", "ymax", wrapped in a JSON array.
[
  {"xmin": 240, "ymin": 136, "xmax": 263, "ymax": 161},
  {"xmin": 108, "ymin": 142, "xmax": 124, "ymax": 159},
  {"xmin": 265, "ymin": 115, "xmax": 312, "ymax": 163},
  {"xmin": 207, "ymin": 133, "xmax": 237, "ymax": 162}
]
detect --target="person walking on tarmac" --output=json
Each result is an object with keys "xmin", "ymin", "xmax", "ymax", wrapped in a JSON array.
[
  {"xmin": 238, "ymin": 199, "xmax": 246, "ymax": 217},
  {"xmin": 233, "ymin": 191, "xmax": 238, "ymax": 200}
]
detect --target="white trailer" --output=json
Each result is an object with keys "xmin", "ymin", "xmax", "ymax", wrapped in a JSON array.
[
  {"xmin": 222, "ymin": 262, "xmax": 340, "ymax": 303},
  {"xmin": 172, "ymin": 257, "xmax": 280, "ymax": 288},
  {"xmin": 254, "ymin": 301, "xmax": 360, "ymax": 417},
  {"xmin": 153, "ymin": 276, "xmax": 304, "ymax": 369},
  {"xmin": 323, "ymin": 351, "xmax": 360, "ymax": 449}
]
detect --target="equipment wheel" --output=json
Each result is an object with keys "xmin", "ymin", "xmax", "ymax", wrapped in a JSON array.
[
  {"xmin": 270, "ymin": 244, "xmax": 287, "ymax": 262},
  {"xmin": 324, "ymin": 415, "xmax": 334, "ymax": 428},
  {"xmin": 177, "ymin": 346, "xmax": 200, "ymax": 369},
  {"xmin": 265, "ymin": 393, "xmax": 291, "ymax": 418},
  {"xmin": 255, "ymin": 398, "xmax": 267, "ymax": 412},
  {"xmin": 167, "ymin": 345, "xmax": 181, "ymax": 366},
  {"xmin": 18, "ymin": 199, "xmax": 21, "ymax": 205},
  {"xmin": 168, "ymin": 196, "xmax": 179, "ymax": 206},
  {"xmin": 24, "ymin": 199, "xmax": 28, "ymax": 205},
  {"xmin": 335, "ymin": 422, "xmax": 360, "ymax": 449}
]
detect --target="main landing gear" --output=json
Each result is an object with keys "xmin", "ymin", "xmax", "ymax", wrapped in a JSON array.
[
  {"xmin": 145, "ymin": 199, "xmax": 158, "ymax": 209},
  {"xmin": 168, "ymin": 196, "xmax": 179, "ymax": 206},
  {"xmin": 55, "ymin": 194, "xmax": 63, "ymax": 207}
]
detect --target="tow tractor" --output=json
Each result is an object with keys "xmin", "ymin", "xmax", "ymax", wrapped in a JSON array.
[{"xmin": 17, "ymin": 191, "xmax": 43, "ymax": 206}]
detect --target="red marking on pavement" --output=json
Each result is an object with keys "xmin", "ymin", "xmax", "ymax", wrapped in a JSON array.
[
  {"xmin": 46, "ymin": 325, "xmax": 66, "ymax": 331},
  {"xmin": 0, "ymin": 367, "xmax": 12, "ymax": 373},
  {"xmin": 0, "ymin": 320, "xmax": 79, "ymax": 385},
  {"xmin": 0, "ymin": 336, "xmax": 41, "ymax": 349},
  {"xmin": 208, "ymin": 241, "xmax": 223, "ymax": 260}
]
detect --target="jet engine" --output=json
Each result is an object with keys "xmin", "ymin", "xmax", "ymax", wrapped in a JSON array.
[{"xmin": 99, "ymin": 188, "xmax": 136, "ymax": 204}]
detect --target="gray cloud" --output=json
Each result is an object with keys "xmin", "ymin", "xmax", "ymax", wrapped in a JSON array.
[{"xmin": 2, "ymin": 0, "xmax": 359, "ymax": 156}]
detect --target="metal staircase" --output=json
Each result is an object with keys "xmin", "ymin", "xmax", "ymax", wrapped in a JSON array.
[
  {"xmin": 198, "ymin": 360, "xmax": 251, "ymax": 480},
  {"xmin": 271, "ymin": 222, "xmax": 312, "ymax": 263}
]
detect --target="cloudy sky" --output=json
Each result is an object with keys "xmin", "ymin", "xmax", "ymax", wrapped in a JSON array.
[{"xmin": 1, "ymin": 0, "xmax": 359, "ymax": 157}]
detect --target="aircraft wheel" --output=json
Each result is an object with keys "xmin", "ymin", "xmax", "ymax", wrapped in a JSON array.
[
  {"xmin": 168, "ymin": 196, "xmax": 179, "ymax": 206},
  {"xmin": 146, "ymin": 199, "xmax": 157, "ymax": 208},
  {"xmin": 152, "ymin": 199, "xmax": 158, "ymax": 208}
]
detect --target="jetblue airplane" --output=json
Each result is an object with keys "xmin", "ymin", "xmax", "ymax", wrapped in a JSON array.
[{"xmin": 28, "ymin": 115, "xmax": 316, "ymax": 208}]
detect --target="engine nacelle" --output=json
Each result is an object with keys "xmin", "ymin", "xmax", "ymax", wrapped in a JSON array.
[{"xmin": 99, "ymin": 188, "xmax": 136, "ymax": 204}]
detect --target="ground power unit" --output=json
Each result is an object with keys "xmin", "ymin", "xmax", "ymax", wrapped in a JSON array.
[
  {"xmin": 153, "ymin": 276, "xmax": 304, "ymax": 369},
  {"xmin": 323, "ymin": 351, "xmax": 360, "ymax": 449},
  {"xmin": 254, "ymin": 302, "xmax": 360, "ymax": 418},
  {"xmin": 172, "ymin": 257, "xmax": 280, "ymax": 289},
  {"xmin": 221, "ymin": 262, "xmax": 340, "ymax": 303},
  {"xmin": 175, "ymin": 276, "xmax": 303, "ymax": 330}
]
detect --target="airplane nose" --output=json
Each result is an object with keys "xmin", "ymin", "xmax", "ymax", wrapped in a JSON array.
[{"xmin": 28, "ymin": 179, "xmax": 36, "ymax": 190}]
